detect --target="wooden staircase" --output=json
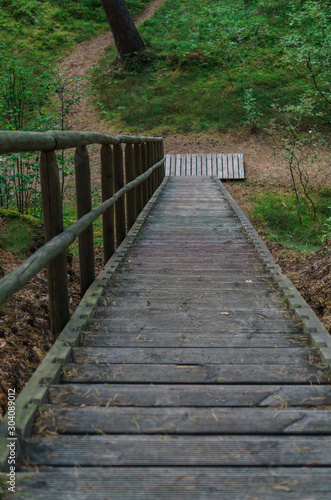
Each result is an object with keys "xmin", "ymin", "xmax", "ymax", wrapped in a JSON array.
[{"xmin": 11, "ymin": 176, "xmax": 331, "ymax": 499}]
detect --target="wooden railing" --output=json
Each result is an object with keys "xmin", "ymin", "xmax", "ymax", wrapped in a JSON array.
[{"xmin": 0, "ymin": 131, "xmax": 165, "ymax": 337}]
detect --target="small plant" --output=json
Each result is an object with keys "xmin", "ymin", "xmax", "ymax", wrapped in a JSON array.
[
  {"xmin": 52, "ymin": 73, "xmax": 83, "ymax": 196},
  {"xmin": 273, "ymin": 98, "xmax": 324, "ymax": 224},
  {"xmin": 322, "ymin": 207, "xmax": 331, "ymax": 243},
  {"xmin": 244, "ymin": 88, "xmax": 261, "ymax": 132}
]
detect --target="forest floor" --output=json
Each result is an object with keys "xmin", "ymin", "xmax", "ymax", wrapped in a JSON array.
[{"xmin": 0, "ymin": 0, "xmax": 330, "ymax": 417}]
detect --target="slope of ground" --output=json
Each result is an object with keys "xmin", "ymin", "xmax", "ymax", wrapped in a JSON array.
[{"xmin": 0, "ymin": 0, "xmax": 330, "ymax": 418}]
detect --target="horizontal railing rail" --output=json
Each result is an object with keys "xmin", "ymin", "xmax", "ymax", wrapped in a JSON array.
[{"xmin": 0, "ymin": 130, "xmax": 165, "ymax": 337}]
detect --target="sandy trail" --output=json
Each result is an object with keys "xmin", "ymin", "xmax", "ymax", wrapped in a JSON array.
[
  {"xmin": 59, "ymin": 0, "xmax": 167, "ymax": 136},
  {"xmin": 59, "ymin": 0, "xmax": 328, "ymax": 186}
]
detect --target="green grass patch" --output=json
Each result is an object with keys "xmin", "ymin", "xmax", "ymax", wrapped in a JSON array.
[
  {"xmin": 93, "ymin": 0, "xmax": 330, "ymax": 134},
  {"xmin": 0, "ymin": 209, "xmax": 43, "ymax": 256},
  {"xmin": 251, "ymin": 187, "xmax": 331, "ymax": 251}
]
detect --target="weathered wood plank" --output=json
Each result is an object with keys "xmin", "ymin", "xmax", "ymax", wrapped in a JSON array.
[
  {"xmin": 49, "ymin": 384, "xmax": 331, "ymax": 407},
  {"xmin": 81, "ymin": 332, "xmax": 309, "ymax": 348},
  {"xmin": 21, "ymin": 436, "xmax": 331, "ymax": 466},
  {"xmin": 14, "ymin": 466, "xmax": 331, "ymax": 499},
  {"xmin": 222, "ymin": 153, "xmax": 228, "ymax": 179},
  {"xmin": 192, "ymin": 153, "xmax": 197, "ymax": 175},
  {"xmin": 61, "ymin": 363, "xmax": 328, "ymax": 384},
  {"xmin": 239, "ymin": 153, "xmax": 245, "ymax": 178},
  {"xmin": 72, "ymin": 347, "xmax": 319, "ymax": 365},
  {"xmin": 34, "ymin": 406, "xmax": 331, "ymax": 434},
  {"xmin": 233, "ymin": 153, "xmax": 240, "ymax": 180},
  {"xmin": 207, "ymin": 154, "xmax": 212, "ymax": 175}
]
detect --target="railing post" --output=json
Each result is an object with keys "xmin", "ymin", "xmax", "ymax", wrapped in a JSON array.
[
  {"xmin": 101, "ymin": 144, "xmax": 115, "ymax": 263},
  {"xmin": 155, "ymin": 142, "xmax": 159, "ymax": 188},
  {"xmin": 134, "ymin": 143, "xmax": 143, "ymax": 216},
  {"xmin": 146, "ymin": 142, "xmax": 153, "ymax": 200},
  {"xmin": 75, "ymin": 145, "xmax": 95, "ymax": 296},
  {"xmin": 39, "ymin": 151, "xmax": 70, "ymax": 338},
  {"xmin": 141, "ymin": 141, "xmax": 148, "ymax": 206},
  {"xmin": 157, "ymin": 141, "xmax": 162, "ymax": 185},
  {"xmin": 125, "ymin": 143, "xmax": 136, "ymax": 231},
  {"xmin": 113, "ymin": 143, "xmax": 126, "ymax": 247}
]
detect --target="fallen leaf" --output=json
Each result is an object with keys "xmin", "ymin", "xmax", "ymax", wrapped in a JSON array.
[
  {"xmin": 0, "ymin": 340, "xmax": 6, "ymax": 348},
  {"xmin": 219, "ymin": 312, "xmax": 230, "ymax": 316}
]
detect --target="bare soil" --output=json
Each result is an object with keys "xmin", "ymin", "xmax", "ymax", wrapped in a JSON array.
[{"xmin": 0, "ymin": 0, "xmax": 330, "ymax": 417}]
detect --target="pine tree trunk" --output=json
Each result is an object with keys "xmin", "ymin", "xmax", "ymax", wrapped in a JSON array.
[{"xmin": 101, "ymin": 0, "xmax": 145, "ymax": 62}]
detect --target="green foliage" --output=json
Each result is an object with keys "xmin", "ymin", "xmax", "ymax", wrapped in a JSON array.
[
  {"xmin": 0, "ymin": 0, "xmax": 108, "ymax": 60},
  {"xmin": 322, "ymin": 207, "xmax": 331, "ymax": 242},
  {"xmin": 0, "ymin": 209, "xmax": 43, "ymax": 256},
  {"xmin": 272, "ymin": 97, "xmax": 328, "ymax": 224},
  {"xmin": 93, "ymin": 0, "xmax": 330, "ymax": 133},
  {"xmin": 251, "ymin": 187, "xmax": 331, "ymax": 251}
]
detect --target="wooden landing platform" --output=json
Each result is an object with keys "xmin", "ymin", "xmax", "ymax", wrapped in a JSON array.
[
  {"xmin": 8, "ymin": 177, "xmax": 331, "ymax": 498},
  {"xmin": 165, "ymin": 153, "xmax": 245, "ymax": 178}
]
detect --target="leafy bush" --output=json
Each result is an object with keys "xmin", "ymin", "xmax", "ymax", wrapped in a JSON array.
[{"xmin": 251, "ymin": 187, "xmax": 331, "ymax": 251}]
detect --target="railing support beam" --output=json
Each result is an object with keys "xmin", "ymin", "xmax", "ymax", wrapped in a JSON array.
[
  {"xmin": 113, "ymin": 144, "xmax": 126, "ymax": 247},
  {"xmin": 75, "ymin": 145, "xmax": 95, "ymax": 296},
  {"xmin": 39, "ymin": 151, "xmax": 70, "ymax": 338},
  {"xmin": 101, "ymin": 144, "xmax": 115, "ymax": 263}
]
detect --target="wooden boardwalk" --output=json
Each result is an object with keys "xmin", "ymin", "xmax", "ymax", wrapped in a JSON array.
[
  {"xmin": 12, "ymin": 177, "xmax": 331, "ymax": 498},
  {"xmin": 165, "ymin": 153, "xmax": 245, "ymax": 178}
]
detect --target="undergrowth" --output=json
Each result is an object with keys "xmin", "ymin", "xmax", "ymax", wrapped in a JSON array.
[
  {"xmin": 93, "ymin": 0, "xmax": 330, "ymax": 134},
  {"xmin": 251, "ymin": 186, "xmax": 331, "ymax": 251}
]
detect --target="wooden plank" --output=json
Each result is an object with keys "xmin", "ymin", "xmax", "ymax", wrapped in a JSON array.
[
  {"xmin": 164, "ymin": 154, "xmax": 171, "ymax": 176},
  {"xmin": 21, "ymin": 436, "xmax": 331, "ymax": 466},
  {"xmin": 233, "ymin": 153, "xmax": 240, "ymax": 180},
  {"xmin": 228, "ymin": 153, "xmax": 234, "ymax": 179},
  {"xmin": 239, "ymin": 153, "xmax": 245, "ymax": 178},
  {"xmin": 201, "ymin": 154, "xmax": 207, "ymax": 175},
  {"xmin": 222, "ymin": 153, "xmax": 228, "ymax": 179},
  {"xmin": 207, "ymin": 154, "xmax": 212, "ymax": 176},
  {"xmin": 35, "ymin": 406, "xmax": 331, "ymax": 434},
  {"xmin": 171, "ymin": 154, "xmax": 176, "ymax": 176},
  {"xmin": 98, "ymin": 295, "xmax": 284, "ymax": 311},
  {"xmin": 192, "ymin": 153, "xmax": 197, "ymax": 175},
  {"xmin": 187, "ymin": 154, "xmax": 192, "ymax": 175},
  {"xmin": 81, "ymin": 332, "xmax": 309, "ymax": 349},
  {"xmin": 49, "ymin": 384, "xmax": 331, "ymax": 407},
  {"xmin": 87, "ymin": 318, "xmax": 303, "ymax": 336},
  {"xmin": 175, "ymin": 154, "xmax": 181, "ymax": 176},
  {"xmin": 73, "ymin": 347, "xmax": 319, "ymax": 365},
  {"xmin": 14, "ymin": 466, "xmax": 331, "ymax": 499},
  {"xmin": 61, "ymin": 363, "xmax": 329, "ymax": 384},
  {"xmin": 211, "ymin": 153, "xmax": 217, "ymax": 176},
  {"xmin": 197, "ymin": 155, "xmax": 202, "ymax": 175}
]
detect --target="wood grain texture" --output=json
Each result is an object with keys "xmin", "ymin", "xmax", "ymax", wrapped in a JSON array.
[{"xmin": 15, "ymin": 176, "xmax": 331, "ymax": 498}]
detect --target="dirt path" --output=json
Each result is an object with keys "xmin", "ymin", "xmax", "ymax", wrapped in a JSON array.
[
  {"xmin": 60, "ymin": 0, "xmax": 167, "ymax": 135},
  {"xmin": 59, "ymin": 0, "xmax": 329, "ymax": 186}
]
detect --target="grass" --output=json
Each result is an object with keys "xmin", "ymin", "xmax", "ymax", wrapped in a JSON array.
[
  {"xmin": 250, "ymin": 186, "xmax": 331, "ymax": 251},
  {"xmin": 0, "ymin": 210, "xmax": 42, "ymax": 256},
  {"xmin": 93, "ymin": 0, "xmax": 330, "ymax": 134},
  {"xmin": 0, "ymin": 0, "xmax": 151, "ymax": 64}
]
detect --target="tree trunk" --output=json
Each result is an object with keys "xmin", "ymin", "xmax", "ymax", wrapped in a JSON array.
[{"xmin": 101, "ymin": 0, "xmax": 145, "ymax": 62}]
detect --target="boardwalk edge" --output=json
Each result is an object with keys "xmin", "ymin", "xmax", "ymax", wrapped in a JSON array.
[
  {"xmin": 0, "ymin": 177, "xmax": 169, "ymax": 471},
  {"xmin": 214, "ymin": 178, "xmax": 331, "ymax": 367}
]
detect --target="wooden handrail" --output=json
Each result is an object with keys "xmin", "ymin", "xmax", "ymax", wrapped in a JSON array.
[
  {"xmin": 0, "ymin": 131, "xmax": 165, "ymax": 336},
  {"xmin": 0, "ymin": 130, "xmax": 163, "ymax": 154}
]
